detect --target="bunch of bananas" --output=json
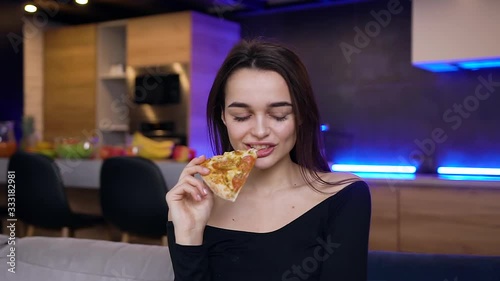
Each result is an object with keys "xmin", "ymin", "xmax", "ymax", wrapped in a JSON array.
[{"xmin": 132, "ymin": 132, "xmax": 175, "ymax": 159}]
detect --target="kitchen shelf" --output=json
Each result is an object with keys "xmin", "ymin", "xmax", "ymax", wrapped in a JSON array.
[
  {"xmin": 99, "ymin": 124, "xmax": 129, "ymax": 131},
  {"xmin": 96, "ymin": 21, "xmax": 129, "ymax": 134},
  {"xmin": 100, "ymin": 73, "xmax": 127, "ymax": 80}
]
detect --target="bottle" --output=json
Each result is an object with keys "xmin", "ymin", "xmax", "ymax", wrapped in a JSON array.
[
  {"xmin": 21, "ymin": 115, "xmax": 38, "ymax": 151},
  {"xmin": 0, "ymin": 121, "xmax": 17, "ymax": 158}
]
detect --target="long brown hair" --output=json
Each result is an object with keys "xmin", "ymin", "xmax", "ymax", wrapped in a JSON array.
[{"xmin": 206, "ymin": 39, "xmax": 356, "ymax": 190}]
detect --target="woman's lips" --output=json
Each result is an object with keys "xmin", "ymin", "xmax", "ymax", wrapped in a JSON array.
[{"xmin": 256, "ymin": 146, "xmax": 274, "ymax": 158}]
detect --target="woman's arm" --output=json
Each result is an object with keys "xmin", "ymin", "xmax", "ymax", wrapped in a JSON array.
[
  {"xmin": 167, "ymin": 221, "xmax": 211, "ymax": 281},
  {"xmin": 319, "ymin": 181, "xmax": 372, "ymax": 281},
  {"xmin": 165, "ymin": 156, "xmax": 214, "ymax": 281}
]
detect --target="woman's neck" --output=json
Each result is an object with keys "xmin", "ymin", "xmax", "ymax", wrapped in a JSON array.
[{"xmin": 244, "ymin": 158, "xmax": 305, "ymax": 196}]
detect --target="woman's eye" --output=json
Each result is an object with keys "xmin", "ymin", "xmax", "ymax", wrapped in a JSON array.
[
  {"xmin": 233, "ymin": 116, "xmax": 250, "ymax": 122},
  {"xmin": 273, "ymin": 115, "xmax": 288, "ymax": 122}
]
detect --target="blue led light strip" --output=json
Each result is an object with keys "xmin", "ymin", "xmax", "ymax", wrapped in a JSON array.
[
  {"xmin": 458, "ymin": 60, "xmax": 500, "ymax": 69},
  {"xmin": 437, "ymin": 167, "xmax": 500, "ymax": 176},
  {"xmin": 331, "ymin": 164, "xmax": 416, "ymax": 173}
]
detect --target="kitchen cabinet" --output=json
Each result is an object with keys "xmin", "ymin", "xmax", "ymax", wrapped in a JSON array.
[
  {"xmin": 368, "ymin": 184, "xmax": 399, "ymax": 251},
  {"xmin": 366, "ymin": 177, "xmax": 500, "ymax": 255},
  {"xmin": 126, "ymin": 12, "xmax": 191, "ymax": 67},
  {"xmin": 43, "ymin": 24, "xmax": 97, "ymax": 141},
  {"xmin": 399, "ymin": 186, "xmax": 500, "ymax": 255},
  {"xmin": 125, "ymin": 11, "xmax": 240, "ymax": 157},
  {"xmin": 40, "ymin": 11, "xmax": 239, "ymax": 151}
]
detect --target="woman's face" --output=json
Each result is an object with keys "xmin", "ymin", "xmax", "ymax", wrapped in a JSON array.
[{"xmin": 223, "ymin": 68, "xmax": 296, "ymax": 170}]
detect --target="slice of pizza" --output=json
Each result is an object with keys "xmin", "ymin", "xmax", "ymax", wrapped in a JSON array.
[{"xmin": 200, "ymin": 149, "xmax": 257, "ymax": 202}]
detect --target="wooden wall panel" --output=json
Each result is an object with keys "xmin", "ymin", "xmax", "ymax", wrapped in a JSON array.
[
  {"xmin": 44, "ymin": 24, "xmax": 97, "ymax": 141},
  {"xmin": 367, "ymin": 183, "xmax": 399, "ymax": 251},
  {"xmin": 127, "ymin": 12, "xmax": 191, "ymax": 67},
  {"xmin": 24, "ymin": 19, "xmax": 45, "ymax": 139},
  {"xmin": 400, "ymin": 186, "xmax": 500, "ymax": 255}
]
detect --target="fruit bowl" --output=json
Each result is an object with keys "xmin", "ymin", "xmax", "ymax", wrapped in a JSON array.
[{"xmin": 54, "ymin": 137, "xmax": 96, "ymax": 159}]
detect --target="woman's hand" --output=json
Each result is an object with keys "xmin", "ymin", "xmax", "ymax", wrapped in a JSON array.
[{"xmin": 166, "ymin": 155, "xmax": 213, "ymax": 245}]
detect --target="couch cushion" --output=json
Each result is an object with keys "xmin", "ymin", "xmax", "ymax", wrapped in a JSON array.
[
  {"xmin": 368, "ymin": 250, "xmax": 500, "ymax": 281},
  {"xmin": 0, "ymin": 235, "xmax": 174, "ymax": 281}
]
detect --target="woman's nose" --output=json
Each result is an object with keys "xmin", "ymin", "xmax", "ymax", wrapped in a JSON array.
[{"xmin": 251, "ymin": 116, "xmax": 270, "ymax": 138}]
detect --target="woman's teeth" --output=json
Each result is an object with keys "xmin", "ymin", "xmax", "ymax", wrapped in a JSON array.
[{"xmin": 251, "ymin": 145, "xmax": 269, "ymax": 150}]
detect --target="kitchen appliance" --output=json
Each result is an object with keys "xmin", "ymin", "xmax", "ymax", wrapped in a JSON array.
[
  {"xmin": 128, "ymin": 64, "xmax": 189, "ymax": 141},
  {"xmin": 134, "ymin": 74, "xmax": 180, "ymax": 105},
  {"xmin": 139, "ymin": 121, "xmax": 186, "ymax": 145}
]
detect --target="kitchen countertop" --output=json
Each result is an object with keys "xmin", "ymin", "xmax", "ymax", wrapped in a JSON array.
[
  {"xmin": 0, "ymin": 157, "xmax": 186, "ymax": 189},
  {"xmin": 1, "ymin": 158, "xmax": 499, "ymax": 189}
]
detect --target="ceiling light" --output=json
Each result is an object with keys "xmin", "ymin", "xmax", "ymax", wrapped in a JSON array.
[
  {"xmin": 75, "ymin": 0, "xmax": 88, "ymax": 5},
  {"xmin": 24, "ymin": 4, "xmax": 37, "ymax": 13}
]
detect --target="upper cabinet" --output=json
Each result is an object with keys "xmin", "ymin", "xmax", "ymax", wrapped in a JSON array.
[
  {"xmin": 412, "ymin": 0, "xmax": 500, "ymax": 72},
  {"xmin": 127, "ymin": 12, "xmax": 192, "ymax": 67},
  {"xmin": 44, "ymin": 24, "xmax": 97, "ymax": 141}
]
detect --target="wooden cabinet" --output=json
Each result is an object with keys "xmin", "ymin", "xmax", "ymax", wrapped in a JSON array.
[
  {"xmin": 44, "ymin": 24, "xmax": 97, "ymax": 141},
  {"xmin": 399, "ymin": 186, "xmax": 500, "ymax": 255},
  {"xmin": 368, "ymin": 184, "xmax": 399, "ymax": 251},
  {"xmin": 126, "ymin": 12, "xmax": 191, "ymax": 67},
  {"xmin": 366, "ymin": 179, "xmax": 500, "ymax": 255}
]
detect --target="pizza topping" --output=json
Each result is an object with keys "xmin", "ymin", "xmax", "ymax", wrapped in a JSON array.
[
  {"xmin": 232, "ymin": 173, "xmax": 246, "ymax": 192},
  {"xmin": 237, "ymin": 156, "xmax": 254, "ymax": 171},
  {"xmin": 213, "ymin": 159, "xmax": 234, "ymax": 170},
  {"xmin": 200, "ymin": 149, "xmax": 257, "ymax": 202}
]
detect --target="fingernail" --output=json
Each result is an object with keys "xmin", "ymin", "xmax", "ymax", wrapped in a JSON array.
[
  {"xmin": 196, "ymin": 194, "xmax": 202, "ymax": 201},
  {"xmin": 203, "ymin": 167, "xmax": 210, "ymax": 173},
  {"xmin": 203, "ymin": 188, "xmax": 208, "ymax": 195}
]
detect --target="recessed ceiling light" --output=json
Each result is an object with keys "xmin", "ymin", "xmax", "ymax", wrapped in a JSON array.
[
  {"xmin": 24, "ymin": 4, "xmax": 37, "ymax": 13},
  {"xmin": 75, "ymin": 0, "xmax": 89, "ymax": 5}
]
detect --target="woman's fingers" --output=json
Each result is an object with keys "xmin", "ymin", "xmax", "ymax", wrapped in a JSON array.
[
  {"xmin": 167, "ymin": 175, "xmax": 209, "ymax": 202},
  {"xmin": 178, "ymin": 155, "xmax": 211, "ymax": 179},
  {"xmin": 167, "ymin": 183, "xmax": 203, "ymax": 202},
  {"xmin": 181, "ymin": 176, "xmax": 209, "ymax": 198},
  {"xmin": 166, "ymin": 154, "xmax": 212, "ymax": 205}
]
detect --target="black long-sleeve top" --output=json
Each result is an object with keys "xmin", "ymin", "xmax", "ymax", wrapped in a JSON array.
[{"xmin": 167, "ymin": 180, "xmax": 371, "ymax": 281}]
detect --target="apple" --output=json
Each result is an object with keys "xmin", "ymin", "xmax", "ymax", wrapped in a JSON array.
[
  {"xmin": 99, "ymin": 146, "xmax": 125, "ymax": 159},
  {"xmin": 173, "ymin": 146, "xmax": 196, "ymax": 162}
]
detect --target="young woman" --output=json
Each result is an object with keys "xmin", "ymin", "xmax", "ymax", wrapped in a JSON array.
[{"xmin": 166, "ymin": 39, "xmax": 371, "ymax": 281}]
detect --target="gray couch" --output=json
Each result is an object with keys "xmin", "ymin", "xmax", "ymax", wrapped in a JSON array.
[
  {"xmin": 0, "ymin": 234, "xmax": 174, "ymax": 281},
  {"xmin": 1, "ymin": 234, "xmax": 500, "ymax": 281}
]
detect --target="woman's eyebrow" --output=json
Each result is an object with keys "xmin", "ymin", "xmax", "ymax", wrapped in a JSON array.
[
  {"xmin": 269, "ymin": 102, "xmax": 292, "ymax": 108},
  {"xmin": 227, "ymin": 102, "xmax": 249, "ymax": 108},
  {"xmin": 227, "ymin": 101, "xmax": 292, "ymax": 108}
]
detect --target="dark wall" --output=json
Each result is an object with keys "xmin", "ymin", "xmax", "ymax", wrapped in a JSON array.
[
  {"xmin": 0, "ymin": 1, "xmax": 24, "ymax": 140},
  {"xmin": 238, "ymin": 0, "xmax": 500, "ymax": 169}
]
